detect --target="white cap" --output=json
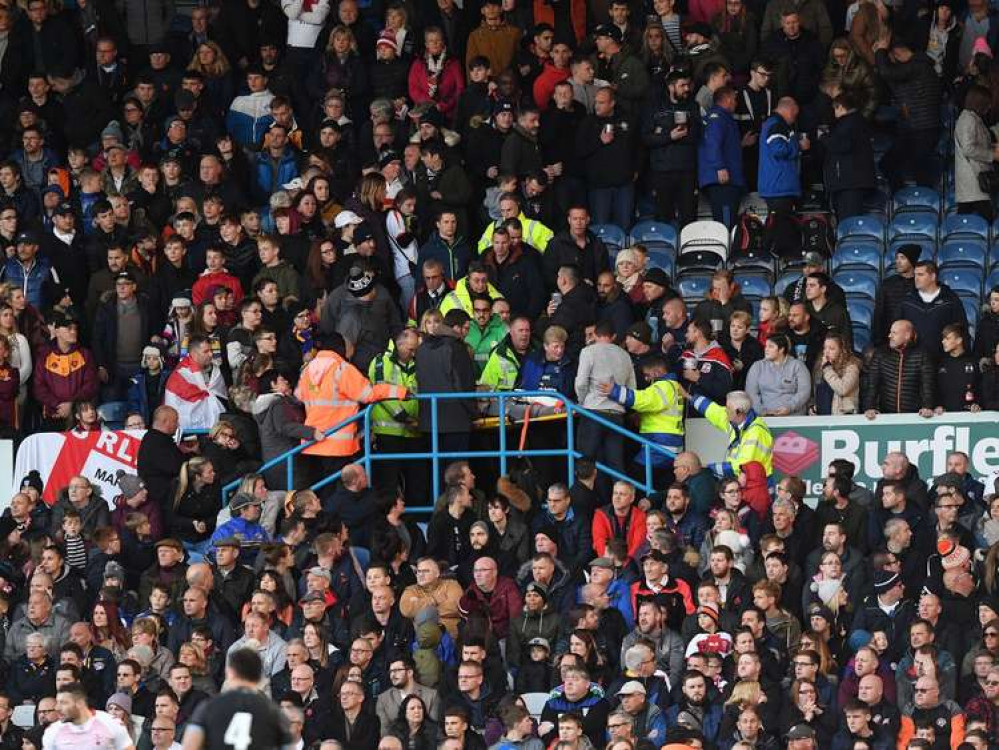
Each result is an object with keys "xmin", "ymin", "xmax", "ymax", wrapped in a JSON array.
[{"xmin": 334, "ymin": 210, "xmax": 363, "ymax": 229}]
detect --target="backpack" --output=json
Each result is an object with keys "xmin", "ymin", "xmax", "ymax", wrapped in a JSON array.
[
  {"xmin": 413, "ymin": 622, "xmax": 443, "ymax": 688},
  {"xmin": 732, "ymin": 213, "xmax": 767, "ymax": 257},
  {"xmin": 798, "ymin": 213, "xmax": 834, "ymax": 257}
]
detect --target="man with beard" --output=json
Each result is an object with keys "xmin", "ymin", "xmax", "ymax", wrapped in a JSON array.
[
  {"xmin": 643, "ymin": 69, "xmax": 699, "ymax": 226},
  {"xmin": 663, "ymin": 670, "xmax": 723, "ymax": 744}
]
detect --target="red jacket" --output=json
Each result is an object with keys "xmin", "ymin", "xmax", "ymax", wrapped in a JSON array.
[
  {"xmin": 192, "ymin": 269, "xmax": 245, "ymax": 306},
  {"xmin": 459, "ymin": 576, "xmax": 523, "ymax": 639},
  {"xmin": 408, "ymin": 56, "xmax": 466, "ymax": 121},
  {"xmin": 533, "ymin": 63, "xmax": 571, "ymax": 110},
  {"xmin": 33, "ymin": 344, "xmax": 98, "ymax": 418},
  {"xmin": 592, "ymin": 505, "xmax": 647, "ymax": 561}
]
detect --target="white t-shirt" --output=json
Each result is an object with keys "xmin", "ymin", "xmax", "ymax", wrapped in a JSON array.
[{"xmin": 42, "ymin": 710, "xmax": 134, "ymax": 750}]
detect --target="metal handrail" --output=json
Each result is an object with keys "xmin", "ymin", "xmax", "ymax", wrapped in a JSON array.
[{"xmin": 221, "ymin": 390, "xmax": 681, "ymax": 512}]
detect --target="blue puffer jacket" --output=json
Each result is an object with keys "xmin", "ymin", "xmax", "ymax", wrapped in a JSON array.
[
  {"xmin": 253, "ymin": 148, "xmax": 300, "ymax": 206},
  {"xmin": 698, "ymin": 104, "xmax": 745, "ymax": 188},
  {"xmin": 2, "ymin": 255, "xmax": 54, "ymax": 308},
  {"xmin": 758, "ymin": 113, "xmax": 802, "ymax": 199}
]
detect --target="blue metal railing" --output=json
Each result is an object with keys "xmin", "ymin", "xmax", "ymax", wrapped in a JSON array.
[{"xmin": 220, "ymin": 391, "xmax": 680, "ymax": 513}]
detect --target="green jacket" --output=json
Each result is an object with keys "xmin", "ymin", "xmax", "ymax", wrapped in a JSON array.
[
  {"xmin": 252, "ymin": 260, "xmax": 301, "ymax": 300},
  {"xmin": 466, "ymin": 315, "xmax": 508, "ymax": 374},
  {"xmin": 479, "ymin": 338, "xmax": 527, "ymax": 391}
]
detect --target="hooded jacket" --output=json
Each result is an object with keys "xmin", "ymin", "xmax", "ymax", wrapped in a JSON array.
[
  {"xmin": 415, "ymin": 326, "xmax": 477, "ymax": 433},
  {"xmin": 506, "ymin": 603, "xmax": 561, "ymax": 669},
  {"xmin": 758, "ymin": 113, "xmax": 802, "ymax": 199}
]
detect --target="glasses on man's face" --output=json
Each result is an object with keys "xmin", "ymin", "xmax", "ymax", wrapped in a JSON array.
[
  {"xmin": 987, "ymin": 680, "xmax": 999, "ymax": 687},
  {"xmin": 607, "ymin": 723, "xmax": 629, "ymax": 730},
  {"xmin": 914, "ymin": 688, "xmax": 933, "ymax": 694},
  {"xmin": 986, "ymin": 632, "xmax": 999, "ymax": 639}
]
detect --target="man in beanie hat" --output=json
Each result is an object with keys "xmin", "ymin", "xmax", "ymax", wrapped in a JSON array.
[
  {"xmin": 295, "ymin": 322, "xmax": 408, "ymax": 481},
  {"xmin": 321, "ymin": 250, "xmax": 403, "ymax": 372},
  {"xmin": 848, "ymin": 569, "xmax": 914, "ymax": 662}
]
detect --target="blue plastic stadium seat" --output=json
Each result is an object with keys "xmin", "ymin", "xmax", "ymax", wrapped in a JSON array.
[
  {"xmin": 847, "ymin": 298, "xmax": 874, "ymax": 330},
  {"xmin": 987, "ymin": 267, "xmax": 999, "ymax": 292},
  {"xmin": 628, "ymin": 220, "xmax": 678, "ymax": 250},
  {"xmin": 836, "ymin": 216, "xmax": 886, "ymax": 244},
  {"xmin": 738, "ymin": 274, "xmax": 773, "ymax": 299},
  {"xmin": 943, "ymin": 214, "xmax": 990, "ymax": 243},
  {"xmin": 832, "ymin": 241, "xmax": 882, "ymax": 273},
  {"xmin": 959, "ymin": 294, "xmax": 981, "ymax": 330},
  {"xmin": 677, "ymin": 274, "xmax": 712, "ymax": 302},
  {"xmin": 592, "ymin": 224, "xmax": 627, "ymax": 254},
  {"xmin": 939, "ymin": 268, "xmax": 983, "ymax": 297},
  {"xmin": 893, "ymin": 186, "xmax": 941, "ymax": 216},
  {"xmin": 833, "ymin": 270, "xmax": 879, "ymax": 301},
  {"xmin": 646, "ymin": 247, "xmax": 675, "ymax": 276},
  {"xmin": 774, "ymin": 272, "xmax": 799, "ymax": 298},
  {"xmin": 852, "ymin": 323, "xmax": 871, "ymax": 353},
  {"xmin": 937, "ymin": 239, "xmax": 987, "ymax": 272},
  {"xmin": 889, "ymin": 212, "xmax": 939, "ymax": 242}
]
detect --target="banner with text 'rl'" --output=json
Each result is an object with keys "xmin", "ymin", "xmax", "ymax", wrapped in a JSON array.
[{"xmin": 13, "ymin": 430, "xmax": 147, "ymax": 506}]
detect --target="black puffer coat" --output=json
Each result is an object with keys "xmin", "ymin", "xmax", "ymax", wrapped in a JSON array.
[{"xmin": 862, "ymin": 344, "xmax": 935, "ymax": 413}]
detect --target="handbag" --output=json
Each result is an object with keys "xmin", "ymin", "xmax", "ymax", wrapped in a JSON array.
[{"xmin": 980, "ymin": 168, "xmax": 999, "ymax": 194}]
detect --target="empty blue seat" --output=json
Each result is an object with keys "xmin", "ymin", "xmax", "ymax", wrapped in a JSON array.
[
  {"xmin": 960, "ymin": 294, "xmax": 981, "ymax": 331},
  {"xmin": 893, "ymin": 186, "xmax": 941, "ymax": 216},
  {"xmin": 628, "ymin": 220, "xmax": 677, "ymax": 250},
  {"xmin": 852, "ymin": 323, "xmax": 872, "ymax": 352},
  {"xmin": 677, "ymin": 274, "xmax": 711, "ymax": 302},
  {"xmin": 986, "ymin": 267, "xmax": 999, "ymax": 292},
  {"xmin": 940, "ymin": 214, "xmax": 989, "ymax": 244},
  {"xmin": 942, "ymin": 214, "xmax": 988, "ymax": 243},
  {"xmin": 774, "ymin": 272, "xmax": 799, "ymax": 298},
  {"xmin": 832, "ymin": 241, "xmax": 881, "ymax": 273},
  {"xmin": 646, "ymin": 247, "xmax": 675, "ymax": 276},
  {"xmin": 738, "ymin": 274, "xmax": 773, "ymax": 299},
  {"xmin": 937, "ymin": 239, "xmax": 987, "ymax": 271},
  {"xmin": 848, "ymin": 298, "xmax": 874, "ymax": 330},
  {"xmin": 592, "ymin": 224, "xmax": 627, "ymax": 253},
  {"xmin": 836, "ymin": 216, "xmax": 886, "ymax": 244},
  {"xmin": 834, "ymin": 270, "xmax": 879, "ymax": 300},
  {"xmin": 889, "ymin": 212, "xmax": 939, "ymax": 242},
  {"xmin": 939, "ymin": 268, "xmax": 982, "ymax": 297}
]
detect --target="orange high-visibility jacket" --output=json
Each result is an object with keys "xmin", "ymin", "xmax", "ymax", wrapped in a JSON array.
[{"xmin": 296, "ymin": 350, "xmax": 407, "ymax": 457}]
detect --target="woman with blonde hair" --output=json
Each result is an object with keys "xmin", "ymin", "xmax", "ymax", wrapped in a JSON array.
[
  {"xmin": 310, "ymin": 25, "xmax": 369, "ymax": 117},
  {"xmin": 178, "ymin": 641, "xmax": 219, "ymax": 694},
  {"xmin": 188, "ymin": 41, "xmax": 235, "ymax": 116},
  {"xmin": 614, "ymin": 248, "xmax": 646, "ymax": 304},
  {"xmin": 811, "ymin": 333, "xmax": 860, "ymax": 415},
  {"xmin": 168, "ymin": 457, "xmax": 219, "ymax": 562}
]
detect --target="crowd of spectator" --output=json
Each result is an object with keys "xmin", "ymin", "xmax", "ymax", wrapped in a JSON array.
[{"xmin": 0, "ymin": 0, "xmax": 996, "ymax": 747}]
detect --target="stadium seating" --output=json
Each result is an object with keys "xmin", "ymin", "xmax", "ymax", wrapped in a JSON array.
[
  {"xmin": 847, "ymin": 298, "xmax": 874, "ymax": 330},
  {"xmin": 592, "ymin": 224, "xmax": 627, "ymax": 257},
  {"xmin": 937, "ymin": 239, "xmax": 987, "ymax": 272},
  {"xmin": 943, "ymin": 213, "xmax": 990, "ymax": 243},
  {"xmin": 892, "ymin": 186, "xmax": 941, "ymax": 217},
  {"xmin": 628, "ymin": 220, "xmax": 678, "ymax": 252},
  {"xmin": 836, "ymin": 216, "xmax": 885, "ymax": 244},
  {"xmin": 677, "ymin": 274, "xmax": 712, "ymax": 302},
  {"xmin": 832, "ymin": 241, "xmax": 882, "ymax": 274},
  {"xmin": 888, "ymin": 212, "xmax": 939, "ymax": 243},
  {"xmin": 775, "ymin": 272, "xmax": 799, "ymax": 298},
  {"xmin": 833, "ymin": 270, "xmax": 879, "ymax": 301},
  {"xmin": 939, "ymin": 268, "xmax": 983, "ymax": 297},
  {"xmin": 678, "ymin": 220, "xmax": 728, "ymax": 273}
]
